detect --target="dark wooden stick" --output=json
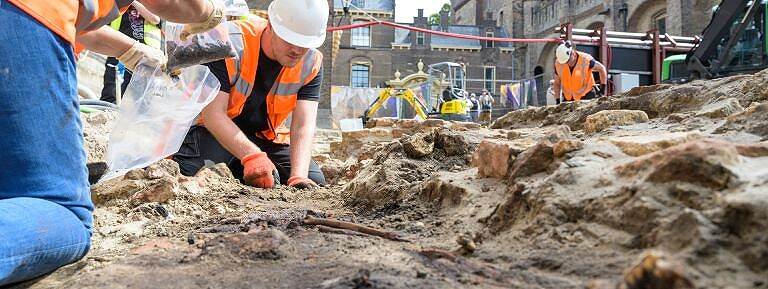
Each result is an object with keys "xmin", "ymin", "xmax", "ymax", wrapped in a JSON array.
[
  {"xmin": 303, "ymin": 216, "xmax": 410, "ymax": 242},
  {"xmin": 419, "ymin": 248, "xmax": 458, "ymax": 262},
  {"xmin": 317, "ymin": 225, "xmax": 370, "ymax": 238}
]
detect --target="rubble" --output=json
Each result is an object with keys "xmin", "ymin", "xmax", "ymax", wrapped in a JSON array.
[
  {"xmin": 584, "ymin": 110, "xmax": 650, "ymax": 133},
  {"xmin": 31, "ymin": 71, "xmax": 768, "ymax": 289}
]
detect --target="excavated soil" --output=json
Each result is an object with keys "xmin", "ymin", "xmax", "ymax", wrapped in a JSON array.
[{"xmin": 12, "ymin": 70, "xmax": 768, "ymax": 289}]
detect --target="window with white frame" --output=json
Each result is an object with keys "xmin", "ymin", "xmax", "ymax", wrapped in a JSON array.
[
  {"xmin": 416, "ymin": 31, "xmax": 425, "ymax": 45},
  {"xmin": 484, "ymin": 66, "xmax": 496, "ymax": 92},
  {"xmin": 350, "ymin": 0, "xmax": 364, "ymax": 8},
  {"xmin": 351, "ymin": 20, "xmax": 371, "ymax": 47},
  {"xmin": 351, "ymin": 63, "xmax": 370, "ymax": 88},
  {"xmin": 485, "ymin": 31, "xmax": 494, "ymax": 48}
]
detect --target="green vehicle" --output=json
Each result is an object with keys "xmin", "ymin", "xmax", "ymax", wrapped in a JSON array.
[{"xmin": 661, "ymin": 54, "xmax": 689, "ymax": 83}]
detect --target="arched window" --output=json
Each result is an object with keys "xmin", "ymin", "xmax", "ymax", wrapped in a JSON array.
[
  {"xmin": 351, "ymin": 62, "xmax": 371, "ymax": 88},
  {"xmin": 653, "ymin": 10, "xmax": 667, "ymax": 34}
]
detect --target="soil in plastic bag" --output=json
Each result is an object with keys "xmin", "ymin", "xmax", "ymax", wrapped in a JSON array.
[{"xmin": 165, "ymin": 27, "xmax": 237, "ymax": 71}]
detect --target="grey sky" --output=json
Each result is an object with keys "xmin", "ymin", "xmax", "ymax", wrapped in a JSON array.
[{"xmin": 395, "ymin": 0, "xmax": 450, "ymax": 23}]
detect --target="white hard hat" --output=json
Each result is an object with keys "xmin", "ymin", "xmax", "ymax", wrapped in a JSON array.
[
  {"xmin": 556, "ymin": 41, "xmax": 573, "ymax": 64},
  {"xmin": 268, "ymin": 0, "xmax": 329, "ymax": 49},
  {"xmin": 224, "ymin": 0, "xmax": 249, "ymax": 17}
]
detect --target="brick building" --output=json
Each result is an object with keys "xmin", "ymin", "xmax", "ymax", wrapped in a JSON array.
[
  {"xmin": 452, "ymin": 0, "xmax": 718, "ymax": 88},
  {"xmin": 248, "ymin": 0, "xmax": 516, "ymax": 117}
]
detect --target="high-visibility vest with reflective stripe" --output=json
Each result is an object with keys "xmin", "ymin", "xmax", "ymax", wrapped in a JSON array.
[
  {"xmin": 555, "ymin": 51, "xmax": 596, "ymax": 101},
  {"xmin": 8, "ymin": 0, "xmax": 132, "ymax": 46},
  {"xmin": 109, "ymin": 13, "xmax": 162, "ymax": 48},
  {"xmin": 221, "ymin": 17, "xmax": 323, "ymax": 143}
]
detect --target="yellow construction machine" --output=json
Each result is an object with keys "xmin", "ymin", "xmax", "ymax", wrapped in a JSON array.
[{"xmin": 362, "ymin": 62, "xmax": 471, "ymax": 123}]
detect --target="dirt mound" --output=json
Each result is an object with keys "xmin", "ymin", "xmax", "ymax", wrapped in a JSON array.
[{"xmin": 492, "ymin": 69, "xmax": 768, "ymax": 131}]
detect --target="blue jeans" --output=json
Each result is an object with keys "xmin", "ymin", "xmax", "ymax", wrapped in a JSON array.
[{"xmin": 0, "ymin": 2, "xmax": 93, "ymax": 286}]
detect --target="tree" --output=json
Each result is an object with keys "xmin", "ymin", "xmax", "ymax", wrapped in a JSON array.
[{"xmin": 428, "ymin": 2, "xmax": 452, "ymax": 25}]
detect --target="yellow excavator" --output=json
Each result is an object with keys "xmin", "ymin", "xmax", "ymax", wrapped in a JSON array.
[{"xmin": 362, "ymin": 62, "xmax": 471, "ymax": 123}]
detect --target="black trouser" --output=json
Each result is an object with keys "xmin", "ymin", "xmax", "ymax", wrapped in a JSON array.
[
  {"xmin": 556, "ymin": 90, "xmax": 596, "ymax": 105},
  {"xmin": 172, "ymin": 126, "xmax": 326, "ymax": 186},
  {"xmin": 100, "ymin": 57, "xmax": 132, "ymax": 104}
]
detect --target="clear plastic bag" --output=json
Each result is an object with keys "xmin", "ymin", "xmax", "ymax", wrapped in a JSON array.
[
  {"xmin": 100, "ymin": 62, "xmax": 221, "ymax": 181},
  {"xmin": 164, "ymin": 21, "xmax": 238, "ymax": 72}
]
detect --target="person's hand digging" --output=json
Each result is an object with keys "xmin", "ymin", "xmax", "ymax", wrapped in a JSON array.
[
  {"xmin": 241, "ymin": 152, "xmax": 276, "ymax": 189},
  {"xmin": 287, "ymin": 176, "xmax": 319, "ymax": 190},
  {"xmin": 180, "ymin": 0, "xmax": 225, "ymax": 41}
]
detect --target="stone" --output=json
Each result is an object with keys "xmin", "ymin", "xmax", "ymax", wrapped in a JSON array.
[
  {"xmin": 91, "ymin": 178, "xmax": 145, "ymax": 205},
  {"xmin": 369, "ymin": 117, "xmax": 397, "ymax": 128},
  {"xmin": 615, "ymin": 139, "xmax": 741, "ymax": 189},
  {"xmin": 620, "ymin": 251, "xmax": 695, "ymax": 289},
  {"xmin": 541, "ymin": 125, "xmax": 572, "ymax": 143},
  {"xmin": 435, "ymin": 129, "xmax": 469, "ymax": 156},
  {"xmin": 471, "ymin": 139, "xmax": 519, "ymax": 179},
  {"xmin": 195, "ymin": 163, "xmax": 235, "ymax": 180},
  {"xmin": 735, "ymin": 141, "xmax": 768, "ymax": 157},
  {"xmin": 506, "ymin": 130, "xmax": 522, "ymax": 139},
  {"xmin": 124, "ymin": 169, "xmax": 146, "ymax": 180},
  {"xmin": 721, "ymin": 190, "xmax": 768, "ymax": 271},
  {"xmin": 145, "ymin": 159, "xmax": 181, "ymax": 180},
  {"xmin": 553, "ymin": 139, "xmax": 584, "ymax": 158},
  {"xmin": 401, "ymin": 132, "xmax": 434, "ymax": 158},
  {"xmin": 610, "ymin": 132, "xmax": 703, "ymax": 157},
  {"xmin": 716, "ymin": 102, "xmax": 768, "ymax": 138},
  {"xmin": 421, "ymin": 175, "xmax": 469, "ymax": 208},
  {"xmin": 332, "ymin": 128, "xmax": 394, "ymax": 160},
  {"xmin": 666, "ymin": 113, "xmax": 689, "ymax": 122},
  {"xmin": 396, "ymin": 119, "xmax": 420, "ymax": 129},
  {"xmin": 509, "ymin": 141, "xmax": 555, "ymax": 179},
  {"xmin": 585, "ymin": 110, "xmax": 649, "ymax": 133},
  {"xmin": 131, "ymin": 176, "xmax": 179, "ymax": 203},
  {"xmin": 422, "ymin": 118, "xmax": 447, "ymax": 127},
  {"xmin": 450, "ymin": 121, "xmax": 481, "ymax": 131},
  {"xmin": 695, "ymin": 97, "xmax": 744, "ymax": 118},
  {"xmin": 201, "ymin": 228, "xmax": 292, "ymax": 261}
]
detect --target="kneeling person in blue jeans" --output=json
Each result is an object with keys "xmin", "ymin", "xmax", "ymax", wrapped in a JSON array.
[{"xmin": 0, "ymin": 0, "xmax": 223, "ymax": 285}]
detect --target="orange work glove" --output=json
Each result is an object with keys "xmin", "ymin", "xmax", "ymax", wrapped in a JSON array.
[
  {"xmin": 241, "ymin": 152, "xmax": 276, "ymax": 188},
  {"xmin": 287, "ymin": 176, "xmax": 319, "ymax": 190}
]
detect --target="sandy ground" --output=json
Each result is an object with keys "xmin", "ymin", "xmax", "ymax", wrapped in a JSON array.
[{"xmin": 10, "ymin": 69, "xmax": 768, "ymax": 289}]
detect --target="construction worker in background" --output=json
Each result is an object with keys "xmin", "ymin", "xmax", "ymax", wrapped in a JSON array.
[
  {"xmin": 468, "ymin": 93, "xmax": 479, "ymax": 122},
  {"xmin": 553, "ymin": 40, "xmax": 608, "ymax": 103},
  {"xmin": 172, "ymin": 0, "xmax": 328, "ymax": 190},
  {"xmin": 478, "ymin": 89, "xmax": 495, "ymax": 124},
  {"xmin": 0, "ymin": 0, "xmax": 223, "ymax": 286},
  {"xmin": 101, "ymin": 1, "xmax": 163, "ymax": 104},
  {"xmin": 224, "ymin": 0, "xmax": 251, "ymax": 21}
]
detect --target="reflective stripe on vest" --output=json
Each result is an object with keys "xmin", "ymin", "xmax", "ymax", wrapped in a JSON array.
[
  {"xmin": 222, "ymin": 17, "xmax": 323, "ymax": 142},
  {"xmin": 109, "ymin": 15, "xmax": 162, "ymax": 48},
  {"xmin": 555, "ymin": 51, "xmax": 596, "ymax": 101},
  {"xmin": 8, "ymin": 0, "xmax": 131, "ymax": 45}
]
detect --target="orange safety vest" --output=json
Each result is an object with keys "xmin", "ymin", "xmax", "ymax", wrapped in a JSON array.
[
  {"xmin": 8, "ymin": 0, "xmax": 131, "ymax": 46},
  {"xmin": 555, "ymin": 51, "xmax": 596, "ymax": 101},
  {"xmin": 217, "ymin": 17, "xmax": 323, "ymax": 144}
]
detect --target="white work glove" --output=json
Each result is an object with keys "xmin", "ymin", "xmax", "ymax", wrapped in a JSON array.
[
  {"xmin": 180, "ymin": 0, "xmax": 225, "ymax": 41},
  {"xmin": 117, "ymin": 41, "xmax": 167, "ymax": 72}
]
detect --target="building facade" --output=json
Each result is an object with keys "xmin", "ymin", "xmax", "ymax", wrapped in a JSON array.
[
  {"xmin": 452, "ymin": 0, "xmax": 718, "ymax": 84},
  {"xmin": 330, "ymin": 0, "xmax": 515, "ymax": 107}
]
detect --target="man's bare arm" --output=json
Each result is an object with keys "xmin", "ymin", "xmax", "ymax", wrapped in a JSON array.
[
  {"xmin": 289, "ymin": 100, "xmax": 319, "ymax": 179},
  {"xmin": 201, "ymin": 91, "xmax": 262, "ymax": 160},
  {"xmin": 77, "ymin": 27, "xmax": 134, "ymax": 56},
  {"xmin": 593, "ymin": 61, "xmax": 608, "ymax": 85}
]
